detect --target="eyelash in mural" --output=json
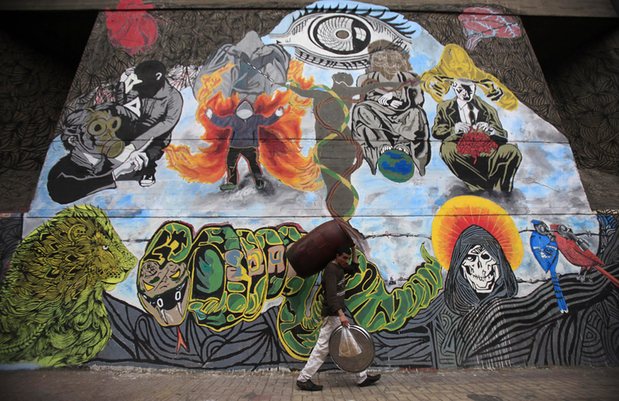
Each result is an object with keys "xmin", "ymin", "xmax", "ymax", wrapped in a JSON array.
[{"xmin": 270, "ymin": 5, "xmax": 415, "ymax": 70}]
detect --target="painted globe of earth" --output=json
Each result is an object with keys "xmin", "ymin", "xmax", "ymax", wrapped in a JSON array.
[{"xmin": 377, "ymin": 149, "xmax": 414, "ymax": 183}]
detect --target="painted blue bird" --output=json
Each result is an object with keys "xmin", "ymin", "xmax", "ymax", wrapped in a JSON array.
[{"xmin": 530, "ymin": 220, "xmax": 568, "ymax": 313}]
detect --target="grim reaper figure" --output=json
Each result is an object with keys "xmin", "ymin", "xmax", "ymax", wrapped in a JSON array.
[{"xmin": 444, "ymin": 225, "xmax": 518, "ymax": 314}]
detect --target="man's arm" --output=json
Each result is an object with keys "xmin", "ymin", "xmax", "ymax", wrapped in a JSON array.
[
  {"xmin": 287, "ymin": 83, "xmax": 319, "ymax": 99},
  {"xmin": 257, "ymin": 107, "xmax": 284, "ymax": 126},
  {"xmin": 477, "ymin": 102, "xmax": 508, "ymax": 144},
  {"xmin": 206, "ymin": 108, "xmax": 233, "ymax": 127},
  {"xmin": 133, "ymin": 90, "xmax": 183, "ymax": 150},
  {"xmin": 432, "ymin": 101, "xmax": 461, "ymax": 141},
  {"xmin": 47, "ymin": 163, "xmax": 116, "ymax": 205},
  {"xmin": 324, "ymin": 264, "xmax": 349, "ymax": 326}
]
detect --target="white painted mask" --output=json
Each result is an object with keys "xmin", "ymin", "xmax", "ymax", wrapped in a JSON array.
[
  {"xmin": 452, "ymin": 79, "xmax": 476, "ymax": 102},
  {"xmin": 461, "ymin": 244, "xmax": 499, "ymax": 293}
]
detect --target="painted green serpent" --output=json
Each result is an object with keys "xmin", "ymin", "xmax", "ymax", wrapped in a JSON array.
[{"xmin": 138, "ymin": 221, "xmax": 443, "ymax": 360}]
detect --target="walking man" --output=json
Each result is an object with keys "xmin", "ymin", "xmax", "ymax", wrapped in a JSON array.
[{"xmin": 296, "ymin": 245, "xmax": 381, "ymax": 391}]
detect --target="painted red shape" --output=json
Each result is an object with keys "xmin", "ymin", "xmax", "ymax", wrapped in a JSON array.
[
  {"xmin": 105, "ymin": 0, "xmax": 158, "ymax": 55},
  {"xmin": 456, "ymin": 130, "xmax": 498, "ymax": 164},
  {"xmin": 551, "ymin": 223, "xmax": 619, "ymax": 287},
  {"xmin": 458, "ymin": 7, "xmax": 522, "ymax": 50}
]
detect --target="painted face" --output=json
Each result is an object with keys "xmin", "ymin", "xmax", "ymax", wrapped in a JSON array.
[
  {"xmin": 461, "ymin": 244, "xmax": 499, "ymax": 293},
  {"xmin": 370, "ymin": 50, "xmax": 406, "ymax": 76},
  {"xmin": 332, "ymin": 72, "xmax": 353, "ymax": 87},
  {"xmin": 138, "ymin": 259, "xmax": 190, "ymax": 326},
  {"xmin": 67, "ymin": 110, "xmax": 125, "ymax": 161},
  {"xmin": 452, "ymin": 79, "xmax": 476, "ymax": 102},
  {"xmin": 235, "ymin": 102, "xmax": 254, "ymax": 120}
]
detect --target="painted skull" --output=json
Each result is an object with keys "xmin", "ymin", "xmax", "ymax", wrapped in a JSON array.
[{"xmin": 460, "ymin": 244, "xmax": 499, "ymax": 293}]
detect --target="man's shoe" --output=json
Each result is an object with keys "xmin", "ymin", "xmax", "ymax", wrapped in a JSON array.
[
  {"xmin": 358, "ymin": 374, "xmax": 381, "ymax": 387},
  {"xmin": 139, "ymin": 174, "xmax": 156, "ymax": 187},
  {"xmin": 296, "ymin": 379, "xmax": 323, "ymax": 391},
  {"xmin": 219, "ymin": 182, "xmax": 237, "ymax": 191}
]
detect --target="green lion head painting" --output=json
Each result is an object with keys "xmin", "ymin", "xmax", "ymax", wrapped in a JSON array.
[{"xmin": 0, "ymin": 205, "xmax": 136, "ymax": 367}]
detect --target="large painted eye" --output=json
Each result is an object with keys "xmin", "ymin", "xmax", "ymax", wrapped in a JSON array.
[
  {"xmin": 102, "ymin": 245, "xmax": 109, "ymax": 251},
  {"xmin": 270, "ymin": 7, "xmax": 414, "ymax": 70},
  {"xmin": 313, "ymin": 16, "xmax": 370, "ymax": 54}
]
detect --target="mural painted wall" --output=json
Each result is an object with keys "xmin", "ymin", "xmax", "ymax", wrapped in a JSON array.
[{"xmin": 1, "ymin": 0, "xmax": 618, "ymax": 370}]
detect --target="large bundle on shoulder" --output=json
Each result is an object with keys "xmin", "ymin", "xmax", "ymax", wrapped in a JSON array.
[{"xmin": 285, "ymin": 219, "xmax": 366, "ymax": 278}]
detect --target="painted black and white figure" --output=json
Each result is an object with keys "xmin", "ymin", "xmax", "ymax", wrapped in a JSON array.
[
  {"xmin": 113, "ymin": 60, "xmax": 183, "ymax": 186},
  {"xmin": 351, "ymin": 40, "xmax": 431, "ymax": 177},
  {"xmin": 444, "ymin": 224, "xmax": 518, "ymax": 314},
  {"xmin": 47, "ymin": 60, "xmax": 183, "ymax": 203}
]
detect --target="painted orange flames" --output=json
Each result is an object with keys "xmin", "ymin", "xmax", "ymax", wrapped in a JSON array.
[
  {"xmin": 431, "ymin": 195, "xmax": 523, "ymax": 270},
  {"xmin": 165, "ymin": 61, "xmax": 323, "ymax": 191}
]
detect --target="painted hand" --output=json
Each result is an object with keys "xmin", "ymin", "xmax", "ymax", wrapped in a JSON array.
[
  {"xmin": 454, "ymin": 121, "xmax": 471, "ymax": 134},
  {"xmin": 113, "ymin": 151, "xmax": 148, "ymax": 180}
]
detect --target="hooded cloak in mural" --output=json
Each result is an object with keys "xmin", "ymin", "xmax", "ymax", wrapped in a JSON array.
[{"xmin": 444, "ymin": 224, "xmax": 518, "ymax": 314}]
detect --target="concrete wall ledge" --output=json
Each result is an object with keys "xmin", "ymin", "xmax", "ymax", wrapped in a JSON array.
[{"xmin": 0, "ymin": 0, "xmax": 617, "ymax": 18}]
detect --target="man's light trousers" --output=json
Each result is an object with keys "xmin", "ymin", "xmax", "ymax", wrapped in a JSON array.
[{"xmin": 297, "ymin": 316, "xmax": 368, "ymax": 384}]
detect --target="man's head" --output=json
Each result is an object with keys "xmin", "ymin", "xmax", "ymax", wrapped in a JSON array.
[
  {"xmin": 452, "ymin": 79, "xmax": 476, "ymax": 102},
  {"xmin": 133, "ymin": 60, "xmax": 166, "ymax": 97},
  {"xmin": 334, "ymin": 245, "xmax": 353, "ymax": 267},
  {"xmin": 367, "ymin": 40, "xmax": 411, "ymax": 77},
  {"xmin": 235, "ymin": 100, "xmax": 254, "ymax": 120},
  {"xmin": 61, "ymin": 109, "xmax": 124, "ymax": 160}
]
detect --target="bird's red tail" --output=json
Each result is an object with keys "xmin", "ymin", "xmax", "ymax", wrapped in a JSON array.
[{"xmin": 593, "ymin": 265, "xmax": 619, "ymax": 287}]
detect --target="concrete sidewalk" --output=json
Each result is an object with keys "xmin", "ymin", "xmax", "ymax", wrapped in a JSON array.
[{"xmin": 1, "ymin": 366, "xmax": 617, "ymax": 401}]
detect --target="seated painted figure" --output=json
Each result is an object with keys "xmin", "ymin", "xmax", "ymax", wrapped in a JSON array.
[
  {"xmin": 47, "ymin": 60, "xmax": 182, "ymax": 204},
  {"xmin": 352, "ymin": 40, "xmax": 431, "ymax": 179},
  {"xmin": 422, "ymin": 44, "xmax": 522, "ymax": 193},
  {"xmin": 432, "ymin": 79, "xmax": 522, "ymax": 193}
]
